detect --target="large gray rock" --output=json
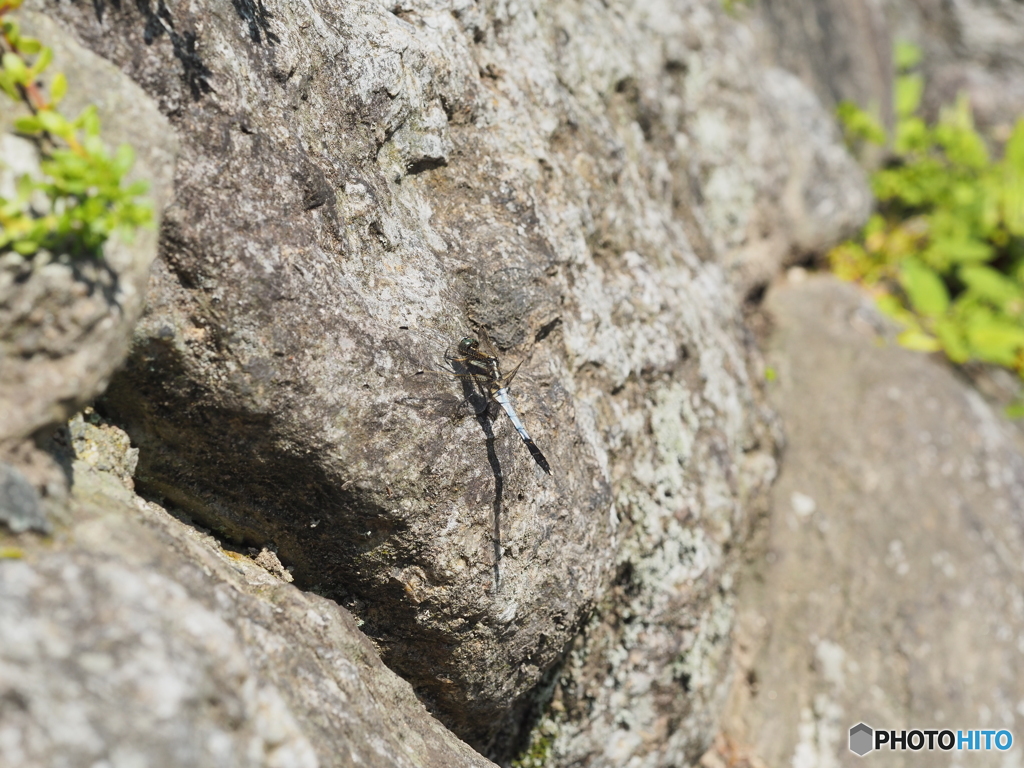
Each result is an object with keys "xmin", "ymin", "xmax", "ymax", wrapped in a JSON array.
[
  {"xmin": 752, "ymin": 0, "xmax": 894, "ymax": 122},
  {"xmin": 890, "ymin": 0, "xmax": 1024, "ymax": 131},
  {"xmin": 17, "ymin": 0, "xmax": 864, "ymax": 762},
  {"xmin": 0, "ymin": 11, "xmax": 177, "ymax": 451},
  {"xmin": 0, "ymin": 416, "xmax": 497, "ymax": 768},
  {"xmin": 717, "ymin": 275, "xmax": 1024, "ymax": 767},
  {"xmin": 754, "ymin": 0, "xmax": 1024, "ymax": 137}
]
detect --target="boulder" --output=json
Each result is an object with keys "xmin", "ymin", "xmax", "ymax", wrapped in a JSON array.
[
  {"xmin": 755, "ymin": 0, "xmax": 1024, "ymax": 137},
  {"xmin": 5, "ymin": 0, "xmax": 872, "ymax": 762},
  {"xmin": 718, "ymin": 275, "xmax": 1024, "ymax": 767},
  {"xmin": 0, "ymin": 415, "xmax": 497, "ymax": 768}
]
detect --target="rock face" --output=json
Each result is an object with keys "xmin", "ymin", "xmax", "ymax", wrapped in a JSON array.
[
  {"xmin": 718, "ymin": 276, "xmax": 1024, "ymax": 767},
  {"xmin": 0, "ymin": 11, "xmax": 177, "ymax": 451},
  {"xmin": 0, "ymin": 416, "xmax": 498, "ymax": 768},
  {"xmin": 2, "ymin": 0, "xmax": 874, "ymax": 764}
]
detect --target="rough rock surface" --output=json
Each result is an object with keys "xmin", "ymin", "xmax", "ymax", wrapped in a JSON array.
[
  {"xmin": 717, "ymin": 275, "xmax": 1024, "ymax": 767},
  {"xmin": 0, "ymin": 0, "xmax": 884, "ymax": 764},
  {"xmin": 0, "ymin": 417, "xmax": 497, "ymax": 768},
  {"xmin": 0, "ymin": 462, "xmax": 49, "ymax": 534},
  {"xmin": 0, "ymin": 11, "xmax": 177, "ymax": 451},
  {"xmin": 16, "ymin": 0, "xmax": 870, "ymax": 762}
]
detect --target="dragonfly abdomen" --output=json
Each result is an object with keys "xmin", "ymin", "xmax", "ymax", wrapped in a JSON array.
[{"xmin": 494, "ymin": 387, "xmax": 552, "ymax": 475}]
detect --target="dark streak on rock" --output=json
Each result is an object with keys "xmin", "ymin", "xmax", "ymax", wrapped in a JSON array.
[
  {"xmin": 406, "ymin": 157, "xmax": 448, "ymax": 176},
  {"xmin": 230, "ymin": 0, "xmax": 279, "ymax": 44},
  {"xmin": 129, "ymin": 0, "xmax": 213, "ymax": 100}
]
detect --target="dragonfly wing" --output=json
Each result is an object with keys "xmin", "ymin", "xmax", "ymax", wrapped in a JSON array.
[{"xmin": 499, "ymin": 360, "xmax": 523, "ymax": 389}]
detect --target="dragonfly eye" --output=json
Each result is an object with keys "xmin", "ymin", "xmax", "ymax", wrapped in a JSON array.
[{"xmin": 459, "ymin": 337, "xmax": 479, "ymax": 352}]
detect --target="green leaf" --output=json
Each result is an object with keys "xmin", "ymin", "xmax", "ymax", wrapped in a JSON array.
[
  {"xmin": 965, "ymin": 320, "xmax": 1024, "ymax": 366},
  {"xmin": 959, "ymin": 265, "xmax": 1022, "ymax": 305},
  {"xmin": 77, "ymin": 105, "xmax": 100, "ymax": 136},
  {"xmin": 928, "ymin": 237, "xmax": 993, "ymax": 264},
  {"xmin": 893, "ymin": 116, "xmax": 929, "ymax": 154},
  {"xmin": 900, "ymin": 257, "xmax": 950, "ymax": 317},
  {"xmin": 82, "ymin": 134, "xmax": 105, "ymax": 158},
  {"xmin": 0, "ymin": 71, "xmax": 18, "ymax": 99},
  {"xmin": 951, "ymin": 182, "xmax": 976, "ymax": 207},
  {"xmin": 14, "ymin": 173, "xmax": 33, "ymax": 198},
  {"xmin": 1006, "ymin": 187, "xmax": 1024, "ymax": 236},
  {"xmin": 124, "ymin": 180, "xmax": 150, "ymax": 196},
  {"xmin": 1, "ymin": 51, "xmax": 28, "ymax": 84},
  {"xmin": 876, "ymin": 293, "xmax": 918, "ymax": 328},
  {"xmin": 27, "ymin": 45, "xmax": 51, "ymax": 78},
  {"xmin": 12, "ymin": 238, "xmax": 40, "ymax": 255},
  {"xmin": 18, "ymin": 38, "xmax": 41, "ymax": 56},
  {"xmin": 36, "ymin": 108, "xmax": 68, "ymax": 135},
  {"xmin": 894, "ymin": 41, "xmax": 922, "ymax": 71},
  {"xmin": 864, "ymin": 214, "xmax": 887, "ymax": 239},
  {"xmin": 836, "ymin": 100, "xmax": 887, "ymax": 145},
  {"xmin": 978, "ymin": 179, "xmax": 1001, "ymax": 235},
  {"xmin": 935, "ymin": 317, "xmax": 970, "ymax": 362},
  {"xmin": 897, "ymin": 329, "xmax": 942, "ymax": 351},
  {"xmin": 2, "ymin": 19, "xmax": 21, "ymax": 43},
  {"xmin": 1005, "ymin": 162, "xmax": 1024, "ymax": 237},
  {"xmin": 1006, "ymin": 119, "xmax": 1024, "ymax": 171},
  {"xmin": 49, "ymin": 71, "xmax": 67, "ymax": 103},
  {"xmin": 895, "ymin": 74, "xmax": 924, "ymax": 118},
  {"xmin": 935, "ymin": 95, "xmax": 989, "ymax": 168},
  {"xmin": 13, "ymin": 114, "xmax": 41, "ymax": 134}
]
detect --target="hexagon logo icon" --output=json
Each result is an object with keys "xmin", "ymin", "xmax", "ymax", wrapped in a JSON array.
[{"xmin": 850, "ymin": 723, "xmax": 873, "ymax": 757}]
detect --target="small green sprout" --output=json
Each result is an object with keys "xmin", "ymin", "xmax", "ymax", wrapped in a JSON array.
[{"xmin": 0, "ymin": 0, "xmax": 151, "ymax": 260}]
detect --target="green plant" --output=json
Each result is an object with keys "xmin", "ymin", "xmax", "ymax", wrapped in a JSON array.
[
  {"xmin": 721, "ymin": 0, "xmax": 752, "ymax": 16},
  {"xmin": 511, "ymin": 721, "xmax": 557, "ymax": 768},
  {"xmin": 0, "ymin": 0, "xmax": 151, "ymax": 260},
  {"xmin": 830, "ymin": 42, "xmax": 1024, "ymax": 414}
]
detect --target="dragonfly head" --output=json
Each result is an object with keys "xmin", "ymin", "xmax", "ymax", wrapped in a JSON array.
[{"xmin": 458, "ymin": 337, "xmax": 480, "ymax": 354}]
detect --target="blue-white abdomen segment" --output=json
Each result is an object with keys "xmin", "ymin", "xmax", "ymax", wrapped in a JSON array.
[
  {"xmin": 494, "ymin": 387, "xmax": 552, "ymax": 474},
  {"xmin": 494, "ymin": 388, "xmax": 530, "ymax": 439}
]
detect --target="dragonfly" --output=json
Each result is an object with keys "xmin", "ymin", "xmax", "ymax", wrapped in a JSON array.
[{"xmin": 445, "ymin": 337, "xmax": 552, "ymax": 475}]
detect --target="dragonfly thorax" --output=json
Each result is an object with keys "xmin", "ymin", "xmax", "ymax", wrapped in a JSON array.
[
  {"xmin": 457, "ymin": 337, "xmax": 502, "ymax": 383},
  {"xmin": 443, "ymin": 335, "xmax": 552, "ymax": 474}
]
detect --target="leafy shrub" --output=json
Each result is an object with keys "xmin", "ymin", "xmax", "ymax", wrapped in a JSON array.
[
  {"xmin": 0, "ymin": 0, "xmax": 151, "ymax": 260},
  {"xmin": 831, "ymin": 42, "xmax": 1024, "ymax": 413}
]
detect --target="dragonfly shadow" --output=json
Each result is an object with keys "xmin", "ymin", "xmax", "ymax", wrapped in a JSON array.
[{"xmin": 451, "ymin": 361, "xmax": 506, "ymax": 592}]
